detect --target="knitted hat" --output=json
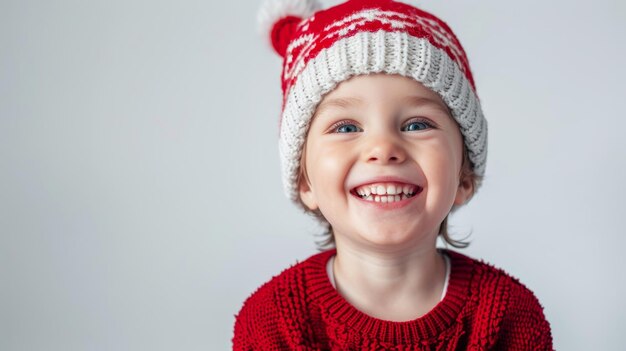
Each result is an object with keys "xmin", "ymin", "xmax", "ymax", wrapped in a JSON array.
[{"xmin": 257, "ymin": 0, "xmax": 487, "ymax": 207}]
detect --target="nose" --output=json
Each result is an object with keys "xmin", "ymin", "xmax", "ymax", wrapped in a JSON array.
[{"xmin": 362, "ymin": 131, "xmax": 407, "ymax": 165}]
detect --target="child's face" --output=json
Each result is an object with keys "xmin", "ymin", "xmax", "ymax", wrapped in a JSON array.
[{"xmin": 298, "ymin": 73, "xmax": 473, "ymax": 249}]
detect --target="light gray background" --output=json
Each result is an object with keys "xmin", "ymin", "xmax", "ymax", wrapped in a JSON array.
[{"xmin": 2, "ymin": 0, "xmax": 625, "ymax": 350}]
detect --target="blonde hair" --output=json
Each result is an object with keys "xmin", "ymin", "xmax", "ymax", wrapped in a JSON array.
[{"xmin": 296, "ymin": 141, "xmax": 483, "ymax": 250}]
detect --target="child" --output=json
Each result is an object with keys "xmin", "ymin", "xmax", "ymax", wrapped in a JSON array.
[{"xmin": 234, "ymin": 0, "xmax": 553, "ymax": 349}]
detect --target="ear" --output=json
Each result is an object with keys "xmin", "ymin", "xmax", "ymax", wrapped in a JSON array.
[
  {"xmin": 453, "ymin": 175, "xmax": 474, "ymax": 206},
  {"xmin": 298, "ymin": 172, "xmax": 319, "ymax": 211}
]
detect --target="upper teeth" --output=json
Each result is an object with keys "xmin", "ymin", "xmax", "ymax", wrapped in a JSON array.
[{"xmin": 354, "ymin": 183, "xmax": 417, "ymax": 196}]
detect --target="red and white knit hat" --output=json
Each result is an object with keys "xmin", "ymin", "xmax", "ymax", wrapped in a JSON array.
[{"xmin": 258, "ymin": 0, "xmax": 487, "ymax": 206}]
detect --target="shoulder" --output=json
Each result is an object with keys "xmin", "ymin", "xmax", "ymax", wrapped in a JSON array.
[
  {"xmin": 445, "ymin": 250, "xmax": 554, "ymax": 349},
  {"xmin": 232, "ymin": 249, "xmax": 334, "ymax": 348},
  {"xmin": 235, "ymin": 249, "xmax": 333, "ymax": 315},
  {"xmin": 445, "ymin": 249, "xmax": 545, "ymax": 303}
]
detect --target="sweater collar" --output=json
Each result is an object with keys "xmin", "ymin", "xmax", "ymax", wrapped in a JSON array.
[{"xmin": 303, "ymin": 248, "xmax": 475, "ymax": 342}]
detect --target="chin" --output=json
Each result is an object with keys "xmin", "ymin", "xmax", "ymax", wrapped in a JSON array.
[{"xmin": 355, "ymin": 225, "xmax": 433, "ymax": 248}]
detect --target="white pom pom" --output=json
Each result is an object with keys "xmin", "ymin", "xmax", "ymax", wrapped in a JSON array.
[{"xmin": 256, "ymin": 0, "xmax": 323, "ymax": 37}]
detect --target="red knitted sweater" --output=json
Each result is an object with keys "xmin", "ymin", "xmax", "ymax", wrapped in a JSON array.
[{"xmin": 233, "ymin": 249, "xmax": 553, "ymax": 350}]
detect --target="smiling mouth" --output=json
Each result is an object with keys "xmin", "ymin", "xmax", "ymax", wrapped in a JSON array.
[{"xmin": 350, "ymin": 182, "xmax": 422, "ymax": 203}]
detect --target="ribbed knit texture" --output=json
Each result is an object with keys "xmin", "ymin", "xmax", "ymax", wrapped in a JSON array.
[{"xmin": 233, "ymin": 249, "xmax": 553, "ymax": 350}]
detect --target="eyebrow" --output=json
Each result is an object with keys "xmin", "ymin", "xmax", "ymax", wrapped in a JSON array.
[
  {"xmin": 314, "ymin": 97, "xmax": 364, "ymax": 117},
  {"xmin": 401, "ymin": 96, "xmax": 451, "ymax": 115},
  {"xmin": 314, "ymin": 95, "xmax": 450, "ymax": 117}
]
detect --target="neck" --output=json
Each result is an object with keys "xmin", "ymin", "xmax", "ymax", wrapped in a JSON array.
[{"xmin": 331, "ymin": 241, "xmax": 447, "ymax": 321}]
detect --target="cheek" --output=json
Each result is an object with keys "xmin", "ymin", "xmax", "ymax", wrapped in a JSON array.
[
  {"xmin": 421, "ymin": 139, "xmax": 462, "ymax": 193},
  {"xmin": 437, "ymin": 130, "xmax": 463, "ymax": 176},
  {"xmin": 308, "ymin": 145, "xmax": 349, "ymax": 183},
  {"xmin": 305, "ymin": 144, "xmax": 353, "ymax": 219}
]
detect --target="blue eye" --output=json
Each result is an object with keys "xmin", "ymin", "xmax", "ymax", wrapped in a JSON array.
[
  {"xmin": 403, "ymin": 120, "xmax": 432, "ymax": 131},
  {"xmin": 333, "ymin": 122, "xmax": 361, "ymax": 133}
]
